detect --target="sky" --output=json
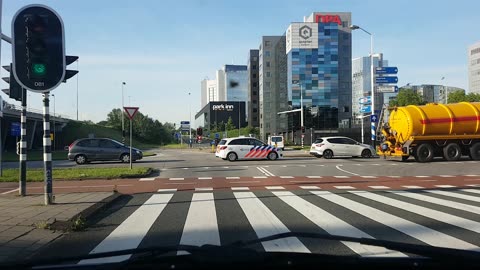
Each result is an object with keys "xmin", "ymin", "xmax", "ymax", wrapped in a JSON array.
[{"xmin": 0, "ymin": 0, "xmax": 479, "ymax": 125}]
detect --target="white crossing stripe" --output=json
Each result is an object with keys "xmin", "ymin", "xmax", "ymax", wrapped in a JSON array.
[
  {"xmin": 265, "ymin": 186, "xmax": 285, "ymax": 190},
  {"xmin": 198, "ymin": 177, "xmax": 212, "ymax": 180},
  {"xmin": 311, "ymin": 191, "xmax": 480, "ymax": 251},
  {"xmin": 280, "ymin": 176, "xmax": 294, "ymax": 179},
  {"xmin": 299, "ymin": 186, "xmax": 321, "ymax": 190},
  {"xmin": 369, "ymin": 186, "xmax": 390, "ymax": 189},
  {"xmin": 273, "ymin": 191, "xmax": 405, "ymax": 257},
  {"xmin": 334, "ymin": 186, "xmax": 356, "ymax": 190},
  {"xmin": 182, "ymin": 168, "xmax": 189, "ymax": 170},
  {"xmin": 231, "ymin": 187, "xmax": 249, "ymax": 191},
  {"xmin": 334, "ymin": 176, "xmax": 350, "ymax": 179},
  {"xmin": 180, "ymin": 193, "xmax": 220, "ymax": 248},
  {"xmin": 465, "ymin": 175, "xmax": 480, "ymax": 177},
  {"xmin": 388, "ymin": 176, "xmax": 401, "ymax": 178},
  {"xmin": 467, "ymin": 184, "xmax": 480, "ymax": 187},
  {"xmin": 306, "ymin": 176, "xmax": 322, "ymax": 179},
  {"xmin": 139, "ymin": 178, "xmax": 155, "ymax": 181},
  {"xmin": 78, "ymin": 194, "xmax": 173, "ymax": 264},
  {"xmin": 439, "ymin": 175, "xmax": 455, "ymax": 178},
  {"xmin": 435, "ymin": 185, "xmax": 456, "ymax": 188},
  {"xmin": 223, "ymin": 167, "xmax": 229, "ymax": 169},
  {"xmin": 234, "ymin": 192, "xmax": 310, "ymax": 253},
  {"xmin": 350, "ymin": 191, "xmax": 480, "ymax": 234},
  {"xmin": 426, "ymin": 190, "xmax": 480, "ymax": 203},
  {"xmin": 169, "ymin": 178, "xmax": 184, "ymax": 181},
  {"xmin": 195, "ymin": 187, "xmax": 213, "ymax": 191},
  {"xmin": 253, "ymin": 176, "xmax": 268, "ymax": 179},
  {"xmin": 402, "ymin": 186, "xmax": 424, "ymax": 189},
  {"xmin": 415, "ymin": 176, "xmax": 430, "ymax": 178},
  {"xmin": 361, "ymin": 176, "xmax": 377, "ymax": 179},
  {"xmin": 461, "ymin": 189, "xmax": 480, "ymax": 195},
  {"xmin": 157, "ymin": 189, "xmax": 177, "ymax": 193},
  {"xmin": 391, "ymin": 191, "xmax": 480, "ymax": 215},
  {"xmin": 226, "ymin": 177, "xmax": 240, "ymax": 180}
]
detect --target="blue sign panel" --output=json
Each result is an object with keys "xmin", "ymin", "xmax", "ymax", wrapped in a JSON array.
[
  {"xmin": 215, "ymin": 133, "xmax": 220, "ymax": 139},
  {"xmin": 360, "ymin": 105, "xmax": 371, "ymax": 114},
  {"xmin": 370, "ymin": 114, "xmax": 378, "ymax": 123},
  {"xmin": 375, "ymin": 67, "xmax": 398, "ymax": 74},
  {"xmin": 180, "ymin": 121, "xmax": 190, "ymax": 125},
  {"xmin": 375, "ymin": 76, "xmax": 398, "ymax": 84},
  {"xmin": 11, "ymin": 122, "xmax": 21, "ymax": 136},
  {"xmin": 358, "ymin": 96, "xmax": 372, "ymax": 104}
]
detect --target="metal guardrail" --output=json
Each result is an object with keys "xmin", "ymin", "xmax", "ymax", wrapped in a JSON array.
[{"xmin": 2, "ymin": 102, "xmax": 71, "ymax": 119}]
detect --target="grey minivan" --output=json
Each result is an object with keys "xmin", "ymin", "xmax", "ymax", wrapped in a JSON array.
[{"xmin": 67, "ymin": 138, "xmax": 143, "ymax": 164}]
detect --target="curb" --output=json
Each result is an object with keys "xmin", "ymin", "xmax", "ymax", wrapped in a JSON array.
[{"xmin": 49, "ymin": 192, "xmax": 122, "ymax": 231}]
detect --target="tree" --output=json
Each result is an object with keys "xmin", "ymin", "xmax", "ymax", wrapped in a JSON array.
[
  {"xmin": 106, "ymin": 108, "xmax": 123, "ymax": 130},
  {"xmin": 225, "ymin": 117, "xmax": 235, "ymax": 131},
  {"xmin": 389, "ymin": 88, "xmax": 425, "ymax": 107},
  {"xmin": 447, "ymin": 90, "xmax": 467, "ymax": 103},
  {"xmin": 466, "ymin": 92, "xmax": 480, "ymax": 102}
]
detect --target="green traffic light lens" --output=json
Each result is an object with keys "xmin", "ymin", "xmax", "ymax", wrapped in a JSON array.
[{"xmin": 32, "ymin": 63, "xmax": 46, "ymax": 76}]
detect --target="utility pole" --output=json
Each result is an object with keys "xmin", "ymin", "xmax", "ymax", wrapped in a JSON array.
[{"xmin": 121, "ymin": 82, "xmax": 126, "ymax": 142}]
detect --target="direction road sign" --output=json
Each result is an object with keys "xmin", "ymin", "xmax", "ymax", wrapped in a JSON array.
[
  {"xmin": 358, "ymin": 96, "xmax": 372, "ymax": 104},
  {"xmin": 370, "ymin": 114, "xmax": 378, "ymax": 123},
  {"xmin": 375, "ymin": 76, "xmax": 398, "ymax": 84},
  {"xmin": 215, "ymin": 133, "xmax": 220, "ymax": 139},
  {"xmin": 376, "ymin": 85, "xmax": 399, "ymax": 93},
  {"xmin": 124, "ymin": 107, "xmax": 139, "ymax": 119},
  {"xmin": 375, "ymin": 67, "xmax": 398, "ymax": 74},
  {"xmin": 360, "ymin": 105, "xmax": 371, "ymax": 114},
  {"xmin": 180, "ymin": 121, "xmax": 190, "ymax": 125},
  {"xmin": 11, "ymin": 122, "xmax": 21, "ymax": 136}
]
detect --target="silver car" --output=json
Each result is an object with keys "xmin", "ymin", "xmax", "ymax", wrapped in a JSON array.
[
  {"xmin": 67, "ymin": 138, "xmax": 143, "ymax": 164},
  {"xmin": 310, "ymin": 136, "xmax": 375, "ymax": 159}
]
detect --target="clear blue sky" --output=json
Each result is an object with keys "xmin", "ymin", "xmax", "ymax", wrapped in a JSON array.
[{"xmin": 1, "ymin": 0, "xmax": 478, "ymax": 125}]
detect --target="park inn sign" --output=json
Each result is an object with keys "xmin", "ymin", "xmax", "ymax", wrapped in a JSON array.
[{"xmin": 212, "ymin": 104, "xmax": 234, "ymax": 111}]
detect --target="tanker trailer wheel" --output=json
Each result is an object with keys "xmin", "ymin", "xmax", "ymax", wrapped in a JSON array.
[
  {"xmin": 469, "ymin": 142, "xmax": 480, "ymax": 160},
  {"xmin": 414, "ymin": 144, "xmax": 434, "ymax": 163},
  {"xmin": 443, "ymin": 143, "xmax": 462, "ymax": 161}
]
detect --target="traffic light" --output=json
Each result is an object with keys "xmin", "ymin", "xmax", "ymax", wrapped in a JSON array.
[
  {"xmin": 12, "ymin": 5, "xmax": 65, "ymax": 92},
  {"xmin": 2, "ymin": 64, "xmax": 22, "ymax": 101},
  {"xmin": 301, "ymin": 126, "xmax": 305, "ymax": 133},
  {"xmin": 63, "ymin": 55, "xmax": 78, "ymax": 83},
  {"xmin": 197, "ymin": 127, "xmax": 203, "ymax": 136}
]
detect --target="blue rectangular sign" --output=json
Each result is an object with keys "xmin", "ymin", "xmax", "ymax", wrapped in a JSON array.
[
  {"xmin": 375, "ymin": 67, "xmax": 398, "ymax": 74},
  {"xmin": 375, "ymin": 76, "xmax": 398, "ymax": 84},
  {"xmin": 360, "ymin": 105, "xmax": 371, "ymax": 114},
  {"xmin": 11, "ymin": 122, "xmax": 21, "ymax": 136},
  {"xmin": 370, "ymin": 114, "xmax": 378, "ymax": 123},
  {"xmin": 180, "ymin": 121, "xmax": 190, "ymax": 125}
]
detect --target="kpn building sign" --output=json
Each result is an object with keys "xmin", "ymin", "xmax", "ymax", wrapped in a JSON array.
[{"xmin": 286, "ymin": 23, "xmax": 318, "ymax": 53}]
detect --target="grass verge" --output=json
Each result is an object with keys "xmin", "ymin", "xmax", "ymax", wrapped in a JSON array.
[
  {"xmin": 161, "ymin": 144, "xmax": 189, "ymax": 149},
  {"xmin": 0, "ymin": 167, "xmax": 152, "ymax": 182}
]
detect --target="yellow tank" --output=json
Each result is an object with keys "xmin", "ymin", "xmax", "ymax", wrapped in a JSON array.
[{"xmin": 389, "ymin": 102, "xmax": 480, "ymax": 144}]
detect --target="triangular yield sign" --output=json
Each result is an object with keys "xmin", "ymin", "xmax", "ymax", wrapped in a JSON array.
[{"xmin": 124, "ymin": 107, "xmax": 139, "ymax": 119}]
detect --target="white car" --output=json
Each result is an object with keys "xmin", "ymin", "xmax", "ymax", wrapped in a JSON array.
[
  {"xmin": 310, "ymin": 136, "xmax": 375, "ymax": 159},
  {"xmin": 215, "ymin": 137, "xmax": 283, "ymax": 161}
]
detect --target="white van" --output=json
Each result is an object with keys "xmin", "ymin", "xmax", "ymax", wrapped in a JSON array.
[{"xmin": 268, "ymin": 135, "xmax": 285, "ymax": 150}]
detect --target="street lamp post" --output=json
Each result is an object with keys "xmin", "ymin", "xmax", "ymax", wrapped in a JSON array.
[
  {"xmin": 350, "ymin": 24, "xmax": 375, "ymax": 148},
  {"xmin": 121, "ymin": 82, "xmax": 126, "ymax": 142}
]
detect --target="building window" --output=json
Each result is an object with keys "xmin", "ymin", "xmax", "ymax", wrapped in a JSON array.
[
  {"xmin": 253, "ymin": 74, "xmax": 257, "ymax": 78},
  {"xmin": 266, "ymin": 61, "xmax": 271, "ymax": 67},
  {"xmin": 253, "ymin": 56, "xmax": 258, "ymax": 61},
  {"xmin": 264, "ymin": 40, "xmax": 271, "ymax": 47},
  {"xmin": 265, "ymin": 82, "xmax": 271, "ymax": 87},
  {"xmin": 266, "ymin": 72, "xmax": 271, "ymax": 77},
  {"xmin": 253, "ymin": 91, "xmax": 257, "ymax": 95},
  {"xmin": 252, "ymin": 65, "xmax": 257, "ymax": 69},
  {"xmin": 253, "ymin": 82, "xmax": 257, "ymax": 87},
  {"xmin": 343, "ymin": 106, "xmax": 349, "ymax": 113},
  {"xmin": 265, "ymin": 51, "xmax": 271, "ymax": 57},
  {"xmin": 253, "ymin": 108, "xmax": 258, "ymax": 113}
]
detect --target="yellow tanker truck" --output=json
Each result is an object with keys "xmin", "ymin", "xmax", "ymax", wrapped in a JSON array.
[{"xmin": 377, "ymin": 102, "xmax": 480, "ymax": 162}]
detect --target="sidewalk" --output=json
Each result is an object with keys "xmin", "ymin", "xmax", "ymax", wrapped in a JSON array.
[{"xmin": 0, "ymin": 192, "xmax": 118, "ymax": 263}]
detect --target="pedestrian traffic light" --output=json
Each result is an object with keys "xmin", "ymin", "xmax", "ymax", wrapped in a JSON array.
[
  {"xmin": 63, "ymin": 55, "xmax": 78, "ymax": 83},
  {"xmin": 2, "ymin": 64, "xmax": 22, "ymax": 101},
  {"xmin": 301, "ymin": 126, "xmax": 305, "ymax": 133},
  {"xmin": 12, "ymin": 5, "xmax": 65, "ymax": 92}
]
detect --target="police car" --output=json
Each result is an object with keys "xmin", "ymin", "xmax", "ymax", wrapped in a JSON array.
[{"xmin": 215, "ymin": 137, "xmax": 283, "ymax": 161}]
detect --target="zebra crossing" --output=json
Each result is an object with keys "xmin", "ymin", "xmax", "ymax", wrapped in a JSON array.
[{"xmin": 80, "ymin": 188, "xmax": 480, "ymax": 264}]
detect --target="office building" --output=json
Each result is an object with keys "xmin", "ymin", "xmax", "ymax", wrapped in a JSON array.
[
  {"xmin": 195, "ymin": 101, "xmax": 246, "ymax": 133},
  {"xmin": 247, "ymin": 49, "xmax": 260, "ymax": 127},
  {"xmin": 285, "ymin": 12, "xmax": 352, "ymax": 131},
  {"xmin": 214, "ymin": 65, "xmax": 249, "ymax": 122},
  {"xmin": 259, "ymin": 36, "xmax": 288, "ymax": 140},
  {"xmin": 405, "ymin": 84, "xmax": 465, "ymax": 104},
  {"xmin": 468, "ymin": 42, "xmax": 480, "ymax": 94},
  {"xmin": 200, "ymin": 78, "xmax": 217, "ymax": 109}
]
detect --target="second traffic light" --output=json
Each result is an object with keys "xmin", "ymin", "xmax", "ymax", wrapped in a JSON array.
[
  {"xmin": 2, "ymin": 64, "xmax": 22, "ymax": 102},
  {"xmin": 301, "ymin": 126, "xmax": 305, "ymax": 133}
]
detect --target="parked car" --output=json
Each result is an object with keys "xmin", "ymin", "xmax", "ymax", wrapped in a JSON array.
[
  {"xmin": 310, "ymin": 136, "xmax": 374, "ymax": 159},
  {"xmin": 67, "ymin": 138, "xmax": 143, "ymax": 164},
  {"xmin": 215, "ymin": 137, "xmax": 283, "ymax": 161}
]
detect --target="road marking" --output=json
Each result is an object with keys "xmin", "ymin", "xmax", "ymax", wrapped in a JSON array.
[
  {"xmin": 418, "ymin": 179, "xmax": 437, "ymax": 182},
  {"xmin": 1, "ymin": 188, "xmax": 19, "ymax": 195},
  {"xmin": 316, "ymin": 165, "xmax": 325, "ymax": 167},
  {"xmin": 298, "ymin": 165, "xmax": 307, "ymax": 167},
  {"xmin": 461, "ymin": 189, "xmax": 480, "ymax": 195},
  {"xmin": 439, "ymin": 175, "xmax": 455, "ymax": 178},
  {"xmin": 265, "ymin": 186, "xmax": 285, "ymax": 190},
  {"xmin": 299, "ymin": 186, "xmax": 321, "ymax": 190},
  {"xmin": 233, "ymin": 181, "xmax": 261, "ymax": 184},
  {"xmin": 334, "ymin": 186, "xmax": 356, "ymax": 190},
  {"xmin": 335, "ymin": 165, "xmax": 359, "ymax": 176},
  {"xmin": 198, "ymin": 177, "xmax": 212, "ymax": 180},
  {"xmin": 465, "ymin": 175, "xmax": 480, "ymax": 177},
  {"xmin": 290, "ymin": 180, "xmax": 319, "ymax": 183},
  {"xmin": 226, "ymin": 177, "xmax": 240, "ymax": 180},
  {"xmin": 467, "ymin": 184, "xmax": 480, "ymax": 187},
  {"xmin": 195, "ymin": 187, "xmax": 213, "ymax": 191},
  {"xmin": 402, "ymin": 185, "xmax": 424, "ymax": 189},
  {"xmin": 415, "ymin": 176, "xmax": 430, "ymax": 178},
  {"xmin": 182, "ymin": 168, "xmax": 189, "ymax": 170},
  {"xmin": 435, "ymin": 185, "xmax": 456, "ymax": 188},
  {"xmin": 169, "ymin": 178, "xmax": 184, "ymax": 181},
  {"xmin": 361, "ymin": 176, "xmax": 377, "ymax": 179},
  {"xmin": 253, "ymin": 176, "xmax": 268, "ymax": 179},
  {"xmin": 223, "ymin": 166, "xmax": 229, "ymax": 169},
  {"xmin": 371, "ymin": 164, "xmax": 381, "ymax": 166},
  {"xmin": 139, "ymin": 178, "xmax": 155, "ymax": 181},
  {"xmin": 280, "ymin": 176, "xmax": 294, "ymax": 179},
  {"xmin": 350, "ymin": 191, "xmax": 480, "ymax": 234},
  {"xmin": 166, "ymin": 182, "xmax": 195, "ymax": 185},
  {"xmin": 306, "ymin": 176, "xmax": 322, "ymax": 178},
  {"xmin": 369, "ymin": 186, "xmax": 390, "ymax": 189},
  {"xmin": 203, "ymin": 167, "xmax": 210, "ymax": 169},
  {"xmin": 234, "ymin": 192, "xmax": 310, "ymax": 253},
  {"xmin": 78, "ymin": 194, "xmax": 173, "ymax": 264},
  {"xmin": 257, "ymin": 167, "xmax": 275, "ymax": 177},
  {"xmin": 313, "ymin": 191, "xmax": 480, "ymax": 251},
  {"xmin": 273, "ymin": 191, "xmax": 405, "ymax": 257},
  {"xmin": 231, "ymin": 187, "xmax": 249, "ymax": 191},
  {"xmin": 426, "ymin": 190, "xmax": 480, "ymax": 203},
  {"xmin": 388, "ymin": 176, "xmax": 401, "ymax": 178},
  {"xmin": 282, "ymin": 165, "xmax": 288, "ymax": 168},
  {"xmin": 157, "ymin": 189, "xmax": 177, "ymax": 193},
  {"xmin": 391, "ymin": 190, "xmax": 480, "ymax": 215},
  {"xmin": 334, "ymin": 176, "xmax": 350, "ymax": 178},
  {"xmin": 180, "ymin": 193, "xmax": 220, "ymax": 251}
]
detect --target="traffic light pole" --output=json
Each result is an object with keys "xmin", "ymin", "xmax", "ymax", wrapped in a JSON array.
[
  {"xmin": 19, "ymin": 88, "xmax": 27, "ymax": 196},
  {"xmin": 43, "ymin": 94, "xmax": 53, "ymax": 205},
  {"xmin": 300, "ymin": 84, "xmax": 304, "ymax": 149}
]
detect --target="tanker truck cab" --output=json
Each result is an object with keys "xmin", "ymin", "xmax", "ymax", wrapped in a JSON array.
[{"xmin": 377, "ymin": 102, "xmax": 480, "ymax": 162}]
